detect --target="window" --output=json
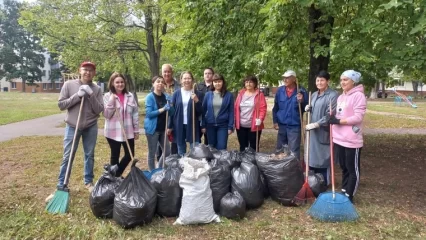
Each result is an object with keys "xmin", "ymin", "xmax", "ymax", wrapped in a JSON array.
[
  {"xmin": 43, "ymin": 83, "xmax": 48, "ymax": 90},
  {"xmin": 56, "ymin": 83, "xmax": 61, "ymax": 89},
  {"xmin": 43, "ymin": 70, "xmax": 47, "ymax": 77},
  {"xmin": 11, "ymin": 82, "xmax": 17, "ymax": 89},
  {"xmin": 48, "ymin": 83, "xmax": 53, "ymax": 89}
]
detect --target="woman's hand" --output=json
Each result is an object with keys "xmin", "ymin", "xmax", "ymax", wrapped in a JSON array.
[
  {"xmin": 191, "ymin": 93, "xmax": 199, "ymax": 103},
  {"xmin": 274, "ymin": 123, "xmax": 279, "ymax": 130},
  {"xmin": 167, "ymin": 129, "xmax": 173, "ymax": 135},
  {"xmin": 134, "ymin": 134, "xmax": 139, "ymax": 140},
  {"xmin": 201, "ymin": 128, "xmax": 206, "ymax": 133},
  {"xmin": 228, "ymin": 130, "xmax": 232, "ymax": 135}
]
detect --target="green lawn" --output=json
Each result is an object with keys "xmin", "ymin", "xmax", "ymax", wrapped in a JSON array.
[
  {"xmin": 0, "ymin": 92, "xmax": 61, "ymax": 125},
  {"xmin": 0, "ymin": 134, "xmax": 425, "ymax": 239}
]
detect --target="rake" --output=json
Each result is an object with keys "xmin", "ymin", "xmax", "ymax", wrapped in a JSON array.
[
  {"xmin": 307, "ymin": 100, "xmax": 359, "ymax": 222},
  {"xmin": 46, "ymin": 97, "xmax": 84, "ymax": 214},
  {"xmin": 293, "ymin": 91, "xmax": 315, "ymax": 206}
]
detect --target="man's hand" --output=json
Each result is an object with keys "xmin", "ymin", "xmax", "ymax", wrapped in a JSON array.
[
  {"xmin": 274, "ymin": 123, "xmax": 279, "ymax": 130},
  {"xmin": 255, "ymin": 118, "xmax": 261, "ymax": 126},
  {"xmin": 306, "ymin": 122, "xmax": 319, "ymax": 130},
  {"xmin": 329, "ymin": 115, "xmax": 341, "ymax": 125},
  {"xmin": 167, "ymin": 129, "xmax": 173, "ymax": 135},
  {"xmin": 77, "ymin": 86, "xmax": 86, "ymax": 97},
  {"xmin": 304, "ymin": 104, "xmax": 311, "ymax": 112},
  {"xmin": 201, "ymin": 128, "xmax": 206, "ymax": 133},
  {"xmin": 228, "ymin": 130, "xmax": 232, "ymax": 135},
  {"xmin": 81, "ymin": 85, "xmax": 93, "ymax": 96},
  {"xmin": 296, "ymin": 92, "xmax": 303, "ymax": 103}
]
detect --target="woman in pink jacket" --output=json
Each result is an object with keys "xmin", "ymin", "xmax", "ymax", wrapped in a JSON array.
[
  {"xmin": 103, "ymin": 72, "xmax": 139, "ymax": 177},
  {"xmin": 329, "ymin": 70, "xmax": 366, "ymax": 203}
]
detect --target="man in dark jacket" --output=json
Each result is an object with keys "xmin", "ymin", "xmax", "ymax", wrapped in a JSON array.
[{"xmin": 196, "ymin": 67, "xmax": 214, "ymax": 145}]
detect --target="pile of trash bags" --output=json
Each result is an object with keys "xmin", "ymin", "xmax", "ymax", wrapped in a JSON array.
[{"xmin": 89, "ymin": 144, "xmax": 327, "ymax": 228}]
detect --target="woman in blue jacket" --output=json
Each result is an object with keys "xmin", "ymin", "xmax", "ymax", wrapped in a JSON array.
[
  {"xmin": 144, "ymin": 76, "xmax": 174, "ymax": 170},
  {"xmin": 167, "ymin": 71, "xmax": 203, "ymax": 156},
  {"xmin": 201, "ymin": 74, "xmax": 234, "ymax": 150}
]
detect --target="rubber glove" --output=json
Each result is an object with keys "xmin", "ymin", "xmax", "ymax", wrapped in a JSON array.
[{"xmin": 305, "ymin": 122, "xmax": 319, "ymax": 130}]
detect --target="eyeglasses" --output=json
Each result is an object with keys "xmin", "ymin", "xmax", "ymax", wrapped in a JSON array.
[{"xmin": 81, "ymin": 68, "xmax": 95, "ymax": 73}]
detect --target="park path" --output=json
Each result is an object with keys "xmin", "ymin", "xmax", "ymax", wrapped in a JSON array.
[{"xmin": 2, "ymin": 113, "xmax": 426, "ymax": 143}]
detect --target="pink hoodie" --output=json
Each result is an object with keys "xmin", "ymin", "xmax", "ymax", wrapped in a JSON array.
[{"xmin": 332, "ymin": 84, "xmax": 367, "ymax": 148}]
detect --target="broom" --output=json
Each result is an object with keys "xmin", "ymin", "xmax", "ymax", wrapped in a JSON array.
[
  {"xmin": 293, "ymin": 91, "xmax": 315, "ymax": 206},
  {"xmin": 46, "ymin": 97, "xmax": 85, "ymax": 214},
  {"xmin": 255, "ymin": 88, "xmax": 260, "ymax": 152},
  {"xmin": 192, "ymin": 83, "xmax": 197, "ymax": 148},
  {"xmin": 307, "ymin": 101, "xmax": 359, "ymax": 222}
]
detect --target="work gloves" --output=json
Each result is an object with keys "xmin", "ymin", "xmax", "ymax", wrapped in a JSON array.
[
  {"xmin": 305, "ymin": 122, "xmax": 319, "ymax": 130},
  {"xmin": 255, "ymin": 118, "xmax": 261, "ymax": 126},
  {"xmin": 304, "ymin": 104, "xmax": 311, "ymax": 112},
  {"xmin": 165, "ymin": 94, "xmax": 172, "ymax": 102},
  {"xmin": 163, "ymin": 103, "xmax": 171, "ymax": 111},
  {"xmin": 78, "ymin": 85, "xmax": 93, "ymax": 97},
  {"xmin": 329, "ymin": 115, "xmax": 341, "ymax": 124}
]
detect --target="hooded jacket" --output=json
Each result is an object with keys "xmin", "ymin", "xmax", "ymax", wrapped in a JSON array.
[{"xmin": 332, "ymin": 84, "xmax": 367, "ymax": 148}]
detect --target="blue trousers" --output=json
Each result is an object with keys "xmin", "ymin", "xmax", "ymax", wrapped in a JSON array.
[
  {"xmin": 276, "ymin": 124, "xmax": 301, "ymax": 160},
  {"xmin": 177, "ymin": 124, "xmax": 199, "ymax": 156},
  {"xmin": 58, "ymin": 123, "xmax": 98, "ymax": 188},
  {"xmin": 206, "ymin": 125, "xmax": 229, "ymax": 150}
]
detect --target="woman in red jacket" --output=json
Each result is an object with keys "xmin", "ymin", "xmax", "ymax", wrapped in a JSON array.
[{"xmin": 234, "ymin": 75, "xmax": 267, "ymax": 152}]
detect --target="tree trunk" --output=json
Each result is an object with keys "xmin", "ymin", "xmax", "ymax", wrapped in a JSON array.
[
  {"xmin": 307, "ymin": 4, "xmax": 334, "ymax": 92},
  {"xmin": 145, "ymin": 7, "xmax": 160, "ymax": 78},
  {"xmin": 22, "ymin": 79, "xmax": 26, "ymax": 92}
]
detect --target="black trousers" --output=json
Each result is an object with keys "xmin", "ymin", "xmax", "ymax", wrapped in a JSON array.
[
  {"xmin": 106, "ymin": 137, "xmax": 134, "ymax": 177},
  {"xmin": 236, "ymin": 127, "xmax": 261, "ymax": 152},
  {"xmin": 157, "ymin": 142, "xmax": 178, "ymax": 161},
  {"xmin": 334, "ymin": 143, "xmax": 361, "ymax": 198}
]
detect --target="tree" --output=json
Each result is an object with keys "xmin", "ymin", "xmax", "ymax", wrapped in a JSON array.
[
  {"xmin": 0, "ymin": 0, "xmax": 45, "ymax": 92},
  {"xmin": 19, "ymin": 0, "xmax": 169, "ymax": 89}
]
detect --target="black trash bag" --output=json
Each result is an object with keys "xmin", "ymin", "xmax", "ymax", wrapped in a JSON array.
[
  {"xmin": 187, "ymin": 144, "xmax": 214, "ymax": 160},
  {"xmin": 165, "ymin": 154, "xmax": 182, "ymax": 170},
  {"xmin": 219, "ymin": 150, "xmax": 242, "ymax": 169},
  {"xmin": 113, "ymin": 164, "xmax": 157, "ymax": 228},
  {"xmin": 307, "ymin": 170, "xmax": 327, "ymax": 197},
  {"xmin": 220, "ymin": 191, "xmax": 246, "ymax": 219},
  {"xmin": 260, "ymin": 172, "xmax": 269, "ymax": 198},
  {"xmin": 208, "ymin": 160, "xmax": 231, "ymax": 213},
  {"xmin": 150, "ymin": 166, "xmax": 182, "ymax": 217},
  {"xmin": 256, "ymin": 146, "xmax": 304, "ymax": 206},
  {"xmin": 208, "ymin": 146, "xmax": 222, "ymax": 159},
  {"xmin": 231, "ymin": 161, "xmax": 264, "ymax": 209},
  {"xmin": 89, "ymin": 170, "xmax": 123, "ymax": 218},
  {"xmin": 240, "ymin": 147, "xmax": 257, "ymax": 165}
]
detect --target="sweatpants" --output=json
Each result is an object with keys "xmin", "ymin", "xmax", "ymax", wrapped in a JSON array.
[
  {"xmin": 106, "ymin": 137, "xmax": 134, "ymax": 177},
  {"xmin": 334, "ymin": 143, "xmax": 361, "ymax": 200}
]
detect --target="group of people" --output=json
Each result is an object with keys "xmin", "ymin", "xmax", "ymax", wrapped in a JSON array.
[{"xmin": 46, "ymin": 61, "xmax": 366, "ymax": 204}]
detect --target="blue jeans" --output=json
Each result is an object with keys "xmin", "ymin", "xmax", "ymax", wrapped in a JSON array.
[
  {"xmin": 206, "ymin": 126, "xmax": 229, "ymax": 150},
  {"xmin": 276, "ymin": 124, "xmax": 301, "ymax": 160},
  {"xmin": 177, "ymin": 124, "xmax": 199, "ymax": 156},
  {"xmin": 57, "ymin": 123, "xmax": 98, "ymax": 188},
  {"xmin": 146, "ymin": 131, "xmax": 170, "ymax": 170}
]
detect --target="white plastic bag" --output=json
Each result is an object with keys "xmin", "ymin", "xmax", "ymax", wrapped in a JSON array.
[{"xmin": 174, "ymin": 157, "xmax": 220, "ymax": 225}]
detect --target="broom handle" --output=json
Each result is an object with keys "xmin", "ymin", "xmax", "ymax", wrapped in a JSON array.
[
  {"xmin": 305, "ymin": 91, "xmax": 312, "ymax": 181},
  {"xmin": 297, "ymin": 82, "xmax": 305, "ymax": 153},
  {"xmin": 192, "ymin": 83, "xmax": 196, "ymax": 146},
  {"xmin": 162, "ymin": 103, "xmax": 169, "ymax": 168},
  {"xmin": 256, "ymin": 89, "xmax": 260, "ymax": 152},
  {"xmin": 329, "ymin": 100, "xmax": 335, "ymax": 198},
  {"xmin": 63, "ymin": 97, "xmax": 84, "ymax": 186},
  {"xmin": 117, "ymin": 105, "xmax": 135, "ymax": 163}
]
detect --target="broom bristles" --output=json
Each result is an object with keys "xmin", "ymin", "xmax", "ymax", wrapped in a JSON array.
[
  {"xmin": 307, "ymin": 192, "xmax": 359, "ymax": 222},
  {"xmin": 45, "ymin": 190, "xmax": 69, "ymax": 214},
  {"xmin": 293, "ymin": 182, "xmax": 316, "ymax": 206}
]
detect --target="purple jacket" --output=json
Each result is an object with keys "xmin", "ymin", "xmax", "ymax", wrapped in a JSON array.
[{"xmin": 332, "ymin": 85, "xmax": 366, "ymax": 148}]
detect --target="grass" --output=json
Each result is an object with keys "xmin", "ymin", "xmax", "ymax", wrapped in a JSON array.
[
  {"xmin": 0, "ymin": 134, "xmax": 425, "ymax": 239},
  {"xmin": 0, "ymin": 92, "xmax": 61, "ymax": 125}
]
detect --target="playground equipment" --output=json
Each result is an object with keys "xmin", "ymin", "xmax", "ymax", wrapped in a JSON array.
[
  {"xmin": 61, "ymin": 73, "xmax": 80, "ymax": 82},
  {"xmin": 393, "ymin": 89, "xmax": 417, "ymax": 108}
]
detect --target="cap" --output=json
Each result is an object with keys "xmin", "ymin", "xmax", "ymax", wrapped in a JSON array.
[
  {"xmin": 80, "ymin": 61, "xmax": 96, "ymax": 70},
  {"xmin": 282, "ymin": 70, "xmax": 296, "ymax": 78}
]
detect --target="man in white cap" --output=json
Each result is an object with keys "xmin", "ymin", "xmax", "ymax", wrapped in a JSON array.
[{"xmin": 272, "ymin": 70, "xmax": 308, "ymax": 160}]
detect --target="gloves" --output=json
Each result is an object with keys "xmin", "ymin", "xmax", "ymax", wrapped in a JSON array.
[
  {"xmin": 329, "ymin": 115, "xmax": 341, "ymax": 125},
  {"xmin": 80, "ymin": 85, "xmax": 93, "ymax": 96},
  {"xmin": 305, "ymin": 122, "xmax": 319, "ymax": 130},
  {"xmin": 77, "ymin": 87, "xmax": 86, "ymax": 97},
  {"xmin": 305, "ymin": 104, "xmax": 311, "ymax": 112},
  {"xmin": 163, "ymin": 103, "xmax": 170, "ymax": 111},
  {"xmin": 165, "ymin": 94, "xmax": 172, "ymax": 102},
  {"xmin": 255, "ymin": 118, "xmax": 261, "ymax": 126}
]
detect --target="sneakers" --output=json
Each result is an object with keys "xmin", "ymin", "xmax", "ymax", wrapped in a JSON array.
[
  {"xmin": 85, "ymin": 183, "xmax": 94, "ymax": 193},
  {"xmin": 45, "ymin": 192, "xmax": 55, "ymax": 203}
]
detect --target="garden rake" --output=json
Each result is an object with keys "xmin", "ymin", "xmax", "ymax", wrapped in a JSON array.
[
  {"xmin": 307, "ymin": 100, "xmax": 359, "ymax": 222},
  {"xmin": 46, "ymin": 97, "xmax": 84, "ymax": 214},
  {"xmin": 293, "ymin": 91, "xmax": 315, "ymax": 205}
]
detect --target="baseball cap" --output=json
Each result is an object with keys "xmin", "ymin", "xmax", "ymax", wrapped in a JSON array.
[
  {"xmin": 282, "ymin": 70, "xmax": 296, "ymax": 78},
  {"xmin": 80, "ymin": 61, "xmax": 96, "ymax": 70}
]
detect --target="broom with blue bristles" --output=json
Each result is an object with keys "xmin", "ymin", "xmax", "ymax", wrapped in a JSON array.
[
  {"xmin": 307, "ymin": 100, "xmax": 359, "ymax": 222},
  {"xmin": 46, "ymin": 97, "xmax": 85, "ymax": 214}
]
